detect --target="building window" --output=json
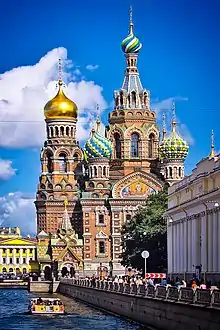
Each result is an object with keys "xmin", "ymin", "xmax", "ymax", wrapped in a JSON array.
[
  {"xmin": 148, "ymin": 133, "xmax": 155, "ymax": 158},
  {"xmin": 23, "ymin": 248, "xmax": 26, "ymax": 253},
  {"xmin": 131, "ymin": 133, "xmax": 139, "ymax": 157},
  {"xmin": 16, "ymin": 258, "xmax": 19, "ymax": 264},
  {"xmin": 99, "ymin": 241, "xmax": 105, "ymax": 254},
  {"xmin": 23, "ymin": 258, "xmax": 26, "ymax": 264},
  {"xmin": 2, "ymin": 267, "xmax": 6, "ymax": 272},
  {"xmin": 9, "ymin": 248, "xmax": 13, "ymax": 254},
  {"xmin": 30, "ymin": 249, "xmax": 33, "ymax": 254},
  {"xmin": 47, "ymin": 153, "xmax": 53, "ymax": 173},
  {"xmin": 10, "ymin": 258, "xmax": 13, "ymax": 264},
  {"xmin": 126, "ymin": 214, "xmax": 132, "ymax": 221},
  {"xmin": 98, "ymin": 214, "xmax": 104, "ymax": 224},
  {"xmin": 114, "ymin": 133, "xmax": 121, "ymax": 158},
  {"xmin": 3, "ymin": 258, "xmax": 6, "ymax": 264},
  {"xmin": 16, "ymin": 249, "xmax": 19, "ymax": 253},
  {"xmin": 3, "ymin": 248, "xmax": 6, "ymax": 253},
  {"xmin": 58, "ymin": 153, "xmax": 67, "ymax": 172}
]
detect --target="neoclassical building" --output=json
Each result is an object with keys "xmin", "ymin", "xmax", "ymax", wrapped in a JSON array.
[
  {"xmin": 35, "ymin": 9, "xmax": 189, "ymax": 276},
  {"xmin": 165, "ymin": 136, "xmax": 220, "ymax": 281}
]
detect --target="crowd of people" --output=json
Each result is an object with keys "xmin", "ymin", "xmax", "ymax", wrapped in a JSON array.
[{"xmin": 80, "ymin": 274, "xmax": 219, "ymax": 291}]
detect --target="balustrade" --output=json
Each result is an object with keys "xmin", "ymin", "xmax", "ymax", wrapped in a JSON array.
[{"xmin": 60, "ymin": 278, "xmax": 220, "ymax": 307}]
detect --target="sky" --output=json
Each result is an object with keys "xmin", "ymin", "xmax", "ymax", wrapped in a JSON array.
[{"xmin": 0, "ymin": 0, "xmax": 219, "ymax": 234}]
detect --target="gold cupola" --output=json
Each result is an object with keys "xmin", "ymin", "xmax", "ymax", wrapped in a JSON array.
[{"xmin": 44, "ymin": 59, "xmax": 78, "ymax": 120}]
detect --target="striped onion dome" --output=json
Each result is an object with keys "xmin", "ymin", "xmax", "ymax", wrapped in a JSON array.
[
  {"xmin": 84, "ymin": 124, "xmax": 112, "ymax": 159},
  {"xmin": 121, "ymin": 32, "xmax": 142, "ymax": 54}
]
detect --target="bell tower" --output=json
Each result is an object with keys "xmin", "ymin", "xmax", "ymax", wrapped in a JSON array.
[
  {"xmin": 107, "ymin": 7, "xmax": 160, "ymax": 183},
  {"xmin": 35, "ymin": 59, "xmax": 83, "ymax": 235}
]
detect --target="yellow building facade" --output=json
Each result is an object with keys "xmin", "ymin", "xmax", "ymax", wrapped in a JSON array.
[{"xmin": 0, "ymin": 227, "xmax": 38, "ymax": 274}]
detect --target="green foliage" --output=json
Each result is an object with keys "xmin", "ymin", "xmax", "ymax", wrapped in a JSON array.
[{"xmin": 121, "ymin": 184, "xmax": 168, "ymax": 273}]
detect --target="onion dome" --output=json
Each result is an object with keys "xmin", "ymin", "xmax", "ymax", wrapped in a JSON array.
[
  {"xmin": 84, "ymin": 119, "xmax": 112, "ymax": 159},
  {"xmin": 159, "ymin": 104, "xmax": 189, "ymax": 160},
  {"xmin": 44, "ymin": 80, "xmax": 78, "ymax": 120},
  {"xmin": 121, "ymin": 7, "xmax": 142, "ymax": 53}
]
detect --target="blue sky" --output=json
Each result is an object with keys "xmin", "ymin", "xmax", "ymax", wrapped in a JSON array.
[{"xmin": 0, "ymin": 0, "xmax": 220, "ymax": 233}]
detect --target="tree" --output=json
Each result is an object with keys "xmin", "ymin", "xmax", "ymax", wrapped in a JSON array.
[{"xmin": 121, "ymin": 184, "xmax": 168, "ymax": 273}]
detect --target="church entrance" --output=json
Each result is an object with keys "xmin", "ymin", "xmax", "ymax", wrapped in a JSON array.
[
  {"xmin": 61, "ymin": 263, "xmax": 75, "ymax": 278},
  {"xmin": 44, "ymin": 266, "xmax": 52, "ymax": 280}
]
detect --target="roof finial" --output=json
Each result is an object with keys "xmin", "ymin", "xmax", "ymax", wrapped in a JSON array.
[
  {"xmin": 162, "ymin": 112, "xmax": 166, "ymax": 141},
  {"xmin": 171, "ymin": 101, "xmax": 176, "ymax": 133},
  {"xmin": 129, "ymin": 6, "xmax": 134, "ymax": 35},
  {"xmin": 64, "ymin": 199, "xmax": 68, "ymax": 209},
  {"xmin": 58, "ymin": 58, "xmax": 63, "ymax": 86},
  {"xmin": 96, "ymin": 104, "xmax": 101, "ymax": 132},
  {"xmin": 209, "ymin": 129, "xmax": 215, "ymax": 158}
]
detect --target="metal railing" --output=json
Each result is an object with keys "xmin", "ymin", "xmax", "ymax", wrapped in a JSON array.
[{"xmin": 60, "ymin": 278, "xmax": 220, "ymax": 308}]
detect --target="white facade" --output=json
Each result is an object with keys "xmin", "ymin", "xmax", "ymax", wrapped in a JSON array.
[{"xmin": 165, "ymin": 154, "xmax": 220, "ymax": 281}]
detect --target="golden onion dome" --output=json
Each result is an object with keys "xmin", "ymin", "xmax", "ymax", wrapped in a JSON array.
[{"xmin": 44, "ymin": 80, "xmax": 78, "ymax": 120}]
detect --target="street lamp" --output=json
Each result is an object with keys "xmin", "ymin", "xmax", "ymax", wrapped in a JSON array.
[{"xmin": 109, "ymin": 259, "xmax": 113, "ymax": 278}]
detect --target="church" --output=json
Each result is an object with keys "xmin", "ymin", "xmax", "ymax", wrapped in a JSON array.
[{"xmin": 35, "ymin": 9, "xmax": 189, "ymax": 277}]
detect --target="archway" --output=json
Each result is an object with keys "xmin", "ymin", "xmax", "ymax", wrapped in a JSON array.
[
  {"xmin": 70, "ymin": 267, "xmax": 75, "ymax": 278},
  {"xmin": 61, "ymin": 266, "xmax": 68, "ymax": 277},
  {"xmin": 44, "ymin": 266, "xmax": 52, "ymax": 281},
  {"xmin": 9, "ymin": 268, "xmax": 13, "ymax": 273}
]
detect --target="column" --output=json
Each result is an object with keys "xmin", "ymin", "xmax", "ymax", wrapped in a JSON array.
[
  {"xmin": 191, "ymin": 219, "xmax": 197, "ymax": 266},
  {"xmin": 208, "ymin": 212, "xmax": 213, "ymax": 271},
  {"xmin": 201, "ymin": 213, "xmax": 207, "ymax": 271},
  {"xmin": 217, "ymin": 210, "xmax": 220, "ymax": 272},
  {"xmin": 6, "ymin": 249, "xmax": 10, "ymax": 264},
  {"xmin": 173, "ymin": 222, "xmax": 177, "ymax": 273},
  {"xmin": 183, "ymin": 220, "xmax": 187, "ymax": 274},
  {"xmin": 0, "ymin": 249, "xmax": 2, "ymax": 264},
  {"xmin": 12, "ymin": 248, "xmax": 16, "ymax": 264},
  {"xmin": 177, "ymin": 223, "xmax": 180, "ymax": 273},
  {"xmin": 187, "ymin": 220, "xmax": 191, "ymax": 272},
  {"xmin": 167, "ymin": 223, "xmax": 172, "ymax": 274},
  {"xmin": 212, "ymin": 211, "xmax": 218, "ymax": 272},
  {"xmin": 19, "ymin": 248, "xmax": 23, "ymax": 264},
  {"xmin": 180, "ymin": 221, "xmax": 184, "ymax": 273}
]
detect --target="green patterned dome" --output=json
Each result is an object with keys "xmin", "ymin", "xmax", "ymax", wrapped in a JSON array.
[{"xmin": 159, "ymin": 131, "xmax": 189, "ymax": 160}]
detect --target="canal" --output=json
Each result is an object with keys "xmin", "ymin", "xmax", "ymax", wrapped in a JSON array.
[{"xmin": 0, "ymin": 290, "xmax": 154, "ymax": 330}]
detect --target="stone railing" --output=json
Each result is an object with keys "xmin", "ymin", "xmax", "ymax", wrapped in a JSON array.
[{"xmin": 60, "ymin": 278, "xmax": 220, "ymax": 307}]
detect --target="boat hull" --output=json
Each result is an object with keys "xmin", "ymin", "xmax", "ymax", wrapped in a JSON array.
[{"xmin": 30, "ymin": 310, "xmax": 64, "ymax": 315}]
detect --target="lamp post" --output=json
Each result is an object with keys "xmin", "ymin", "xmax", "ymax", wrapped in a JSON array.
[{"xmin": 109, "ymin": 259, "xmax": 113, "ymax": 278}]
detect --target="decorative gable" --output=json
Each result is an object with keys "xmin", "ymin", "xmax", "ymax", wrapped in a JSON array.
[{"xmin": 96, "ymin": 231, "xmax": 108, "ymax": 239}]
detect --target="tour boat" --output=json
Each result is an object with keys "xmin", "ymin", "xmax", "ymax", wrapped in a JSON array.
[{"xmin": 29, "ymin": 297, "xmax": 65, "ymax": 315}]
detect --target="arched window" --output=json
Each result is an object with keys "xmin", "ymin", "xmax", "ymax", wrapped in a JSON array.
[
  {"xmin": 169, "ymin": 167, "xmax": 173, "ymax": 178},
  {"xmin": 47, "ymin": 153, "xmax": 53, "ymax": 173},
  {"xmin": 103, "ymin": 166, "xmax": 106, "ymax": 176},
  {"xmin": 131, "ymin": 133, "xmax": 139, "ymax": 157},
  {"xmin": 55, "ymin": 126, "xmax": 59, "ymax": 137},
  {"xmin": 99, "ymin": 241, "xmax": 105, "ymax": 254},
  {"xmin": 94, "ymin": 166, "xmax": 97, "ymax": 177},
  {"xmin": 58, "ymin": 153, "xmax": 67, "ymax": 172},
  {"xmin": 148, "ymin": 133, "xmax": 155, "ymax": 158},
  {"xmin": 60, "ymin": 126, "xmax": 64, "ymax": 136},
  {"xmin": 66, "ymin": 127, "xmax": 70, "ymax": 136},
  {"xmin": 114, "ymin": 133, "xmax": 121, "ymax": 158},
  {"xmin": 120, "ymin": 92, "xmax": 123, "ymax": 106},
  {"xmin": 131, "ymin": 91, "xmax": 136, "ymax": 106},
  {"xmin": 179, "ymin": 167, "xmax": 182, "ymax": 177}
]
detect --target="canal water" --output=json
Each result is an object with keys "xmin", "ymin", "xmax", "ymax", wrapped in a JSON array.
[{"xmin": 0, "ymin": 289, "xmax": 154, "ymax": 330}]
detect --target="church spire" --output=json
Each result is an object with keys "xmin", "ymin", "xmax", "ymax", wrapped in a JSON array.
[
  {"xmin": 171, "ymin": 102, "xmax": 177, "ymax": 133},
  {"xmin": 115, "ymin": 8, "xmax": 149, "ymax": 110},
  {"xmin": 61, "ymin": 200, "xmax": 72, "ymax": 231},
  {"xmin": 162, "ymin": 112, "xmax": 166, "ymax": 141},
  {"xmin": 209, "ymin": 129, "xmax": 215, "ymax": 158}
]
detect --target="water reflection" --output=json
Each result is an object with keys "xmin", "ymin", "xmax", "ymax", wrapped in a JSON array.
[{"xmin": 0, "ymin": 290, "xmax": 153, "ymax": 330}]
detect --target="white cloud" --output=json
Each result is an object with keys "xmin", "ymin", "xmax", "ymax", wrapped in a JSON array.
[
  {"xmin": 152, "ymin": 96, "xmax": 194, "ymax": 145},
  {"xmin": 0, "ymin": 158, "xmax": 16, "ymax": 180},
  {"xmin": 0, "ymin": 192, "xmax": 36, "ymax": 235},
  {"xmin": 0, "ymin": 48, "xmax": 107, "ymax": 148},
  {"xmin": 86, "ymin": 64, "xmax": 99, "ymax": 71}
]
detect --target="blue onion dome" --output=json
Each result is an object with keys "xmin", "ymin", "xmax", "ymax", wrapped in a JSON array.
[
  {"xmin": 84, "ymin": 120, "xmax": 112, "ymax": 159},
  {"xmin": 121, "ymin": 9, "xmax": 142, "ymax": 54},
  {"xmin": 159, "ymin": 129, "xmax": 189, "ymax": 160}
]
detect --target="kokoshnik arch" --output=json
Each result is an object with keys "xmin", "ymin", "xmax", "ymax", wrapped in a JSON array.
[{"xmin": 35, "ymin": 8, "xmax": 189, "ymax": 276}]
